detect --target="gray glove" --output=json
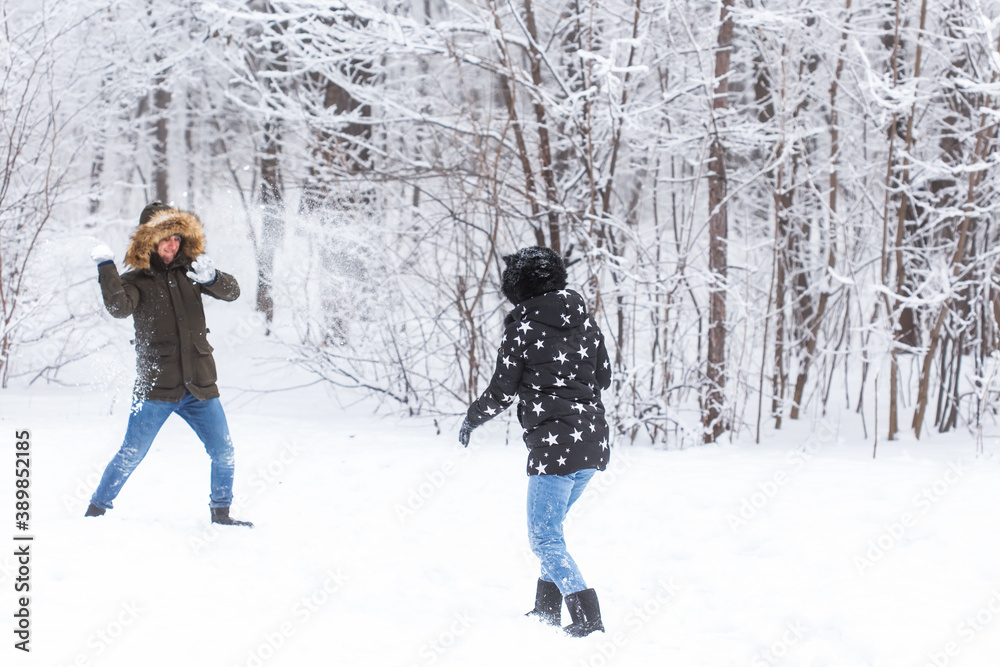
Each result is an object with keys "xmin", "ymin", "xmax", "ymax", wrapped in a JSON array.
[
  {"xmin": 187, "ymin": 256, "xmax": 217, "ymax": 284},
  {"xmin": 459, "ymin": 418, "xmax": 475, "ymax": 447},
  {"xmin": 91, "ymin": 244, "xmax": 114, "ymax": 264}
]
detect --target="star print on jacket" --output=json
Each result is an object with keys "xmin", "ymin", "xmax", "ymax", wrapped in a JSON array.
[{"xmin": 467, "ymin": 288, "xmax": 612, "ymax": 476}]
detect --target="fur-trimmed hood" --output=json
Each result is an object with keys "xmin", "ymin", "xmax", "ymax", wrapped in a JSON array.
[{"xmin": 124, "ymin": 209, "xmax": 206, "ymax": 269}]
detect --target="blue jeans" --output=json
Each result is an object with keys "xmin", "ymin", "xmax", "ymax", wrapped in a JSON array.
[
  {"xmin": 527, "ymin": 468, "xmax": 597, "ymax": 597},
  {"xmin": 91, "ymin": 392, "xmax": 235, "ymax": 510}
]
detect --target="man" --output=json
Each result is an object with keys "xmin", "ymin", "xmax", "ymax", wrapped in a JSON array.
[{"xmin": 86, "ymin": 202, "xmax": 251, "ymax": 527}]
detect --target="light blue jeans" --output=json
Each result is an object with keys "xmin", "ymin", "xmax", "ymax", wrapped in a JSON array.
[
  {"xmin": 91, "ymin": 392, "xmax": 235, "ymax": 510},
  {"xmin": 526, "ymin": 468, "xmax": 597, "ymax": 597}
]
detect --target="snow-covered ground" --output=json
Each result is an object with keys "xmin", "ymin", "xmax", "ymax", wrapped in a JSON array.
[{"xmin": 4, "ymin": 314, "xmax": 1000, "ymax": 667}]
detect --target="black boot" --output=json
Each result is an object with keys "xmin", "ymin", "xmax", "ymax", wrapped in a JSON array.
[
  {"xmin": 211, "ymin": 507, "xmax": 253, "ymax": 528},
  {"xmin": 564, "ymin": 588, "xmax": 605, "ymax": 637},
  {"xmin": 525, "ymin": 578, "xmax": 562, "ymax": 626},
  {"xmin": 84, "ymin": 503, "xmax": 106, "ymax": 517}
]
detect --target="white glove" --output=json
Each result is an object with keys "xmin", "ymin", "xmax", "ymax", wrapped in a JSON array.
[
  {"xmin": 187, "ymin": 256, "xmax": 217, "ymax": 284},
  {"xmin": 91, "ymin": 244, "xmax": 115, "ymax": 264}
]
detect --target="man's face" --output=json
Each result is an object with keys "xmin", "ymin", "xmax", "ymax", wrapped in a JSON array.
[{"xmin": 156, "ymin": 235, "xmax": 181, "ymax": 264}]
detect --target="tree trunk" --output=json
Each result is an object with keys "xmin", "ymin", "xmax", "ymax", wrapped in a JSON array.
[
  {"xmin": 89, "ymin": 153, "xmax": 104, "ymax": 215},
  {"xmin": 488, "ymin": 3, "xmax": 545, "ymax": 247},
  {"xmin": 185, "ymin": 90, "xmax": 198, "ymax": 210},
  {"xmin": 257, "ymin": 118, "xmax": 283, "ymax": 324},
  {"xmin": 877, "ymin": 0, "xmax": 914, "ymax": 441},
  {"xmin": 521, "ymin": 0, "xmax": 561, "ymax": 254},
  {"xmin": 253, "ymin": 3, "xmax": 290, "ymax": 325},
  {"xmin": 152, "ymin": 74, "xmax": 170, "ymax": 202},
  {"xmin": 704, "ymin": 0, "xmax": 734, "ymax": 443},
  {"xmin": 772, "ymin": 170, "xmax": 789, "ymax": 429}
]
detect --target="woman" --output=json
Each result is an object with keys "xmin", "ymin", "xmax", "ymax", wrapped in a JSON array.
[{"xmin": 460, "ymin": 246, "xmax": 611, "ymax": 637}]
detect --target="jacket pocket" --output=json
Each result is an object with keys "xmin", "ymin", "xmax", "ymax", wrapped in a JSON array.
[
  {"xmin": 192, "ymin": 339, "xmax": 218, "ymax": 387},
  {"xmin": 155, "ymin": 343, "xmax": 177, "ymax": 357},
  {"xmin": 145, "ymin": 343, "xmax": 181, "ymax": 390}
]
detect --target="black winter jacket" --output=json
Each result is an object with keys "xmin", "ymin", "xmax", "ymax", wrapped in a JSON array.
[{"xmin": 467, "ymin": 289, "xmax": 612, "ymax": 475}]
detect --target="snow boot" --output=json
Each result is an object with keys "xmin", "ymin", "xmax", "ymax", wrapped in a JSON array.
[
  {"xmin": 526, "ymin": 578, "xmax": 562, "ymax": 626},
  {"xmin": 84, "ymin": 503, "xmax": 106, "ymax": 517},
  {"xmin": 211, "ymin": 507, "xmax": 253, "ymax": 528},
  {"xmin": 563, "ymin": 588, "xmax": 605, "ymax": 637}
]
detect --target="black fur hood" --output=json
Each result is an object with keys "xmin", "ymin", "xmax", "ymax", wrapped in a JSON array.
[{"xmin": 501, "ymin": 246, "xmax": 567, "ymax": 305}]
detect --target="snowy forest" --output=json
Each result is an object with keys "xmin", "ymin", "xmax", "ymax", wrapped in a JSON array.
[{"xmin": 4, "ymin": 0, "xmax": 1000, "ymax": 447}]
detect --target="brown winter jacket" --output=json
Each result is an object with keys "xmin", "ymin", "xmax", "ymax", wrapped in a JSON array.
[{"xmin": 98, "ymin": 209, "xmax": 239, "ymax": 402}]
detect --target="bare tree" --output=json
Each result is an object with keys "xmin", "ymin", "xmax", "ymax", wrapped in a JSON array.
[
  {"xmin": 1, "ymin": 3, "xmax": 93, "ymax": 385},
  {"xmin": 703, "ymin": 0, "xmax": 734, "ymax": 443}
]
